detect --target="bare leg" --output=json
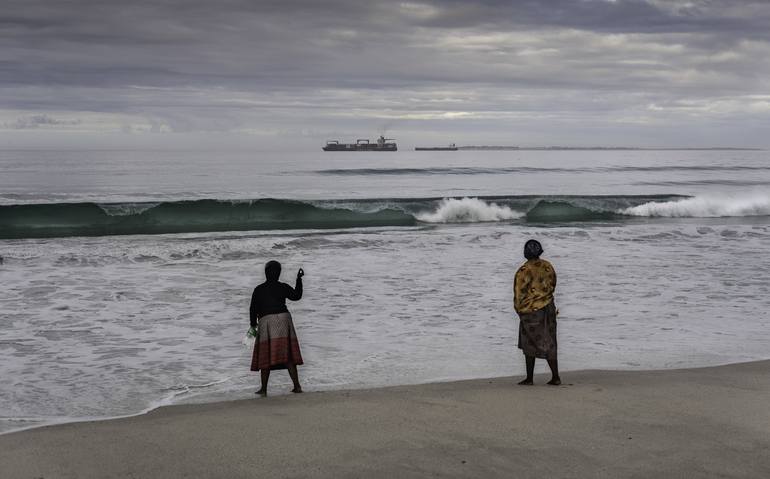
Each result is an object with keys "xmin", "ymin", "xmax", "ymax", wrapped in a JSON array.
[
  {"xmin": 546, "ymin": 358, "xmax": 561, "ymax": 385},
  {"xmin": 287, "ymin": 363, "xmax": 302, "ymax": 393},
  {"xmin": 518, "ymin": 355, "xmax": 535, "ymax": 385},
  {"xmin": 256, "ymin": 369, "xmax": 269, "ymax": 396}
]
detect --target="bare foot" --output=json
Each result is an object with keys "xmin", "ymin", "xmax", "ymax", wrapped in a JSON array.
[
  {"xmin": 518, "ymin": 378, "xmax": 534, "ymax": 385},
  {"xmin": 292, "ymin": 387, "xmax": 303, "ymax": 394},
  {"xmin": 255, "ymin": 389, "xmax": 267, "ymax": 396},
  {"xmin": 547, "ymin": 378, "xmax": 561, "ymax": 386}
]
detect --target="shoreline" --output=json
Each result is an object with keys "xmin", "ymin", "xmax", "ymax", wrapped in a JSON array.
[
  {"xmin": 1, "ymin": 358, "xmax": 764, "ymax": 438},
  {"xmin": 2, "ymin": 360, "xmax": 769, "ymax": 478}
]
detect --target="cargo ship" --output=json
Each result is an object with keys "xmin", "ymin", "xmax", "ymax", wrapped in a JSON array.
[
  {"xmin": 415, "ymin": 143, "xmax": 457, "ymax": 151},
  {"xmin": 323, "ymin": 135, "xmax": 397, "ymax": 151}
]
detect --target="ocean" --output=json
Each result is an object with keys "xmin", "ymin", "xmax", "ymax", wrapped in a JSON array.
[{"xmin": 1, "ymin": 147, "xmax": 769, "ymax": 434}]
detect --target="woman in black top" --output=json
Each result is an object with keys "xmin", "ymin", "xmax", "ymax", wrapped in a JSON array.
[{"xmin": 249, "ymin": 260, "xmax": 304, "ymax": 396}]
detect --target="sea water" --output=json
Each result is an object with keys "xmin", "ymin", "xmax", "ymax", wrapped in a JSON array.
[{"xmin": 1, "ymin": 148, "xmax": 769, "ymax": 433}]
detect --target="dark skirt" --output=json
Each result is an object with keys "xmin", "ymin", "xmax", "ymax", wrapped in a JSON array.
[
  {"xmin": 517, "ymin": 301, "xmax": 557, "ymax": 360},
  {"xmin": 250, "ymin": 312, "xmax": 304, "ymax": 371}
]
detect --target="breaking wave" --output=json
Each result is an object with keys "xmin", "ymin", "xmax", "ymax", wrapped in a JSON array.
[
  {"xmin": 526, "ymin": 201, "xmax": 619, "ymax": 222},
  {"xmin": 622, "ymin": 194, "xmax": 770, "ymax": 217},
  {"xmin": 0, "ymin": 199, "xmax": 415, "ymax": 239},
  {"xmin": 2, "ymin": 194, "xmax": 768, "ymax": 239},
  {"xmin": 415, "ymin": 198, "xmax": 523, "ymax": 223}
]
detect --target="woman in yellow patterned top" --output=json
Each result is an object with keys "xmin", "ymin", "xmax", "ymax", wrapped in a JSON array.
[{"xmin": 514, "ymin": 239, "xmax": 560, "ymax": 385}]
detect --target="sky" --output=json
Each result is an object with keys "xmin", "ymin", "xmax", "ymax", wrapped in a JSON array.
[{"xmin": 1, "ymin": 0, "xmax": 770, "ymax": 148}]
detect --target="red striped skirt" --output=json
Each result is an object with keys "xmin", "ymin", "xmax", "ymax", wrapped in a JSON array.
[{"xmin": 250, "ymin": 312, "xmax": 304, "ymax": 371}]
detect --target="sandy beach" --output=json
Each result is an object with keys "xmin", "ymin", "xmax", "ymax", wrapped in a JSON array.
[{"xmin": 1, "ymin": 361, "xmax": 768, "ymax": 478}]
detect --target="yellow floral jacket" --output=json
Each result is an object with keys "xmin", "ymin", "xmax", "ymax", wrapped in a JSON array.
[{"xmin": 514, "ymin": 258, "xmax": 557, "ymax": 314}]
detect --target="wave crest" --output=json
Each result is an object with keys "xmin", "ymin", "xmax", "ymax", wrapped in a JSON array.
[
  {"xmin": 416, "ymin": 198, "xmax": 523, "ymax": 223},
  {"xmin": 5, "ymin": 194, "xmax": 767, "ymax": 239},
  {"xmin": 621, "ymin": 194, "xmax": 770, "ymax": 217},
  {"xmin": 97, "ymin": 203, "xmax": 160, "ymax": 216}
]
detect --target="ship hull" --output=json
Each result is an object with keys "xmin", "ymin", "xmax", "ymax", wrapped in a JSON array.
[
  {"xmin": 415, "ymin": 147, "xmax": 458, "ymax": 151},
  {"xmin": 323, "ymin": 144, "xmax": 397, "ymax": 151}
]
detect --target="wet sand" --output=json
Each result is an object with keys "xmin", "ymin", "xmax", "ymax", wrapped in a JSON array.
[{"xmin": 1, "ymin": 360, "xmax": 768, "ymax": 478}]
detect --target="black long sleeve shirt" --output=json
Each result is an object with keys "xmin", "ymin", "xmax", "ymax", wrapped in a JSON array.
[{"xmin": 249, "ymin": 278, "xmax": 302, "ymax": 327}]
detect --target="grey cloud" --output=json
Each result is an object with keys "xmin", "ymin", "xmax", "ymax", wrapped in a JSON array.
[
  {"xmin": 2, "ymin": 0, "xmax": 767, "ymax": 89},
  {"xmin": 6, "ymin": 114, "xmax": 81, "ymax": 129},
  {"xmin": 422, "ymin": 1, "xmax": 770, "ymax": 38},
  {"xmin": 0, "ymin": 0, "xmax": 769, "ymax": 145}
]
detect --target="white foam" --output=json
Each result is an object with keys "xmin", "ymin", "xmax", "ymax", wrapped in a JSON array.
[
  {"xmin": 97, "ymin": 203, "xmax": 160, "ymax": 216},
  {"xmin": 621, "ymin": 193, "xmax": 770, "ymax": 217},
  {"xmin": 416, "ymin": 197, "xmax": 524, "ymax": 223},
  {"xmin": 3, "ymin": 222, "xmax": 770, "ymax": 435}
]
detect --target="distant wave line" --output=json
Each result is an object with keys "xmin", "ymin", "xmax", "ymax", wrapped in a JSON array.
[{"xmin": 312, "ymin": 165, "xmax": 770, "ymax": 176}]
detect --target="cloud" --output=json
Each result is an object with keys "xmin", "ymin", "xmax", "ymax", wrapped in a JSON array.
[
  {"xmin": 6, "ymin": 114, "xmax": 81, "ymax": 129},
  {"xmin": 0, "ymin": 0, "xmax": 769, "ymax": 145}
]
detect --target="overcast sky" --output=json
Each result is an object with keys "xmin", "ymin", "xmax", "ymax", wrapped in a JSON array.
[{"xmin": 2, "ymin": 0, "xmax": 769, "ymax": 148}]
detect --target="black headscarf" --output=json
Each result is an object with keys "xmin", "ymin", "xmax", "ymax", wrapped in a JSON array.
[
  {"xmin": 265, "ymin": 260, "xmax": 281, "ymax": 282},
  {"xmin": 524, "ymin": 239, "xmax": 543, "ymax": 260}
]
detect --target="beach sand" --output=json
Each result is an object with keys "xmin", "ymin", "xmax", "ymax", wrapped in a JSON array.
[{"xmin": 2, "ymin": 361, "xmax": 768, "ymax": 478}]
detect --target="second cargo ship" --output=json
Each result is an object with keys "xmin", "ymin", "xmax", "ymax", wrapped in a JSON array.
[
  {"xmin": 323, "ymin": 135, "xmax": 397, "ymax": 151},
  {"xmin": 415, "ymin": 143, "xmax": 457, "ymax": 151}
]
